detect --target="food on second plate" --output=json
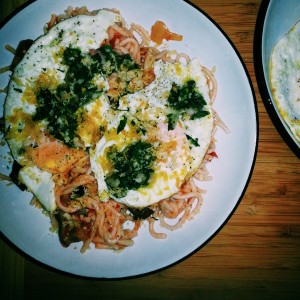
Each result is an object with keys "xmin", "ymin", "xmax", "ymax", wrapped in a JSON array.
[{"xmin": 270, "ymin": 20, "xmax": 300, "ymax": 143}]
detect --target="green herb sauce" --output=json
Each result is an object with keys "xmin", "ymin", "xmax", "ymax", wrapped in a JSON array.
[
  {"xmin": 105, "ymin": 141, "xmax": 156, "ymax": 198},
  {"xmin": 33, "ymin": 45, "xmax": 139, "ymax": 147},
  {"xmin": 167, "ymin": 80, "xmax": 210, "ymax": 130}
]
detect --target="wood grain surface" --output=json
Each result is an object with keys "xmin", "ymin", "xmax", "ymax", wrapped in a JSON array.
[{"xmin": 0, "ymin": 0, "xmax": 299, "ymax": 299}]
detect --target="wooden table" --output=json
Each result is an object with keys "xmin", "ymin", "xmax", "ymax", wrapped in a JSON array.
[{"xmin": 0, "ymin": 0, "xmax": 299, "ymax": 299}]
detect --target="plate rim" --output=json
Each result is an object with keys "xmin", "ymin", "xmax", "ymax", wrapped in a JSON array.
[
  {"xmin": 253, "ymin": 0, "xmax": 300, "ymax": 158},
  {"xmin": 0, "ymin": 0, "xmax": 258, "ymax": 279}
]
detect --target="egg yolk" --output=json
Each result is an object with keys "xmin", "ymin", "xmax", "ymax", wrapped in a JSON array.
[{"xmin": 26, "ymin": 140, "xmax": 86, "ymax": 174}]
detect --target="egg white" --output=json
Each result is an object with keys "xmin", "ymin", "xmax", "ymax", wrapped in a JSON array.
[
  {"xmin": 90, "ymin": 59, "xmax": 213, "ymax": 208},
  {"xmin": 18, "ymin": 165, "xmax": 56, "ymax": 212},
  {"xmin": 270, "ymin": 20, "xmax": 300, "ymax": 143}
]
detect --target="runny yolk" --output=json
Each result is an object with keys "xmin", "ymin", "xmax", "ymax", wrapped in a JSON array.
[
  {"xmin": 150, "ymin": 21, "xmax": 183, "ymax": 45},
  {"xmin": 27, "ymin": 140, "xmax": 86, "ymax": 174}
]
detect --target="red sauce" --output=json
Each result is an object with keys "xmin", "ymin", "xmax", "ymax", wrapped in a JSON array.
[{"xmin": 150, "ymin": 21, "xmax": 183, "ymax": 45}]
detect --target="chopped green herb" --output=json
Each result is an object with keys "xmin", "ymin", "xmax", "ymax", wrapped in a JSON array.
[
  {"xmin": 190, "ymin": 110, "xmax": 210, "ymax": 120},
  {"xmin": 117, "ymin": 116, "xmax": 127, "ymax": 134},
  {"xmin": 131, "ymin": 119, "xmax": 147, "ymax": 135},
  {"xmin": 92, "ymin": 45, "xmax": 139, "ymax": 77},
  {"xmin": 185, "ymin": 134, "xmax": 200, "ymax": 147},
  {"xmin": 105, "ymin": 141, "xmax": 156, "ymax": 198},
  {"xmin": 167, "ymin": 113, "xmax": 179, "ymax": 131},
  {"xmin": 58, "ymin": 29, "xmax": 64, "ymax": 39},
  {"xmin": 167, "ymin": 80, "xmax": 210, "ymax": 129},
  {"xmin": 136, "ymin": 125, "xmax": 147, "ymax": 135}
]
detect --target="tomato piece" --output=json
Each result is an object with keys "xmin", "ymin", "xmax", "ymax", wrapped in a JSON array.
[{"xmin": 150, "ymin": 21, "xmax": 183, "ymax": 45}]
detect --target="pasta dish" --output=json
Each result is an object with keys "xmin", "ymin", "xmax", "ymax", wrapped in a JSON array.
[{"xmin": 2, "ymin": 6, "xmax": 226, "ymax": 253}]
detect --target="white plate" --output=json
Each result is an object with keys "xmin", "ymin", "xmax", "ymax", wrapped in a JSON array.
[
  {"xmin": 0, "ymin": 0, "xmax": 257, "ymax": 278},
  {"xmin": 254, "ymin": 0, "xmax": 300, "ymax": 157}
]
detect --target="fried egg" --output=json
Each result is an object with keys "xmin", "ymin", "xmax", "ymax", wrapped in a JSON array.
[
  {"xmin": 270, "ymin": 20, "xmax": 300, "ymax": 143},
  {"xmin": 5, "ymin": 10, "xmax": 120, "ymax": 165},
  {"xmin": 90, "ymin": 59, "xmax": 213, "ymax": 208},
  {"xmin": 4, "ymin": 10, "xmax": 121, "ymax": 210}
]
